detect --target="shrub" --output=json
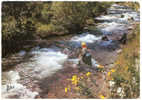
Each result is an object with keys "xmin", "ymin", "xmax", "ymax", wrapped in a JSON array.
[{"xmin": 110, "ymin": 24, "xmax": 140, "ymax": 98}]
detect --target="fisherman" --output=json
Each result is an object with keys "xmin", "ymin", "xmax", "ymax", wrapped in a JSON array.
[{"xmin": 78, "ymin": 42, "xmax": 92, "ymax": 67}]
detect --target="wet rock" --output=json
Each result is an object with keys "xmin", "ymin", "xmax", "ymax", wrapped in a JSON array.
[{"xmin": 102, "ymin": 35, "xmax": 109, "ymax": 41}]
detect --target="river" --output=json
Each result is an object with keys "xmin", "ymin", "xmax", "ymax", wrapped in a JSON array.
[{"xmin": 2, "ymin": 4, "xmax": 139, "ymax": 99}]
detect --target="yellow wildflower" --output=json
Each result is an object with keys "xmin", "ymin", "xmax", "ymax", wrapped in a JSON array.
[
  {"xmin": 99, "ymin": 94, "xmax": 105, "ymax": 99},
  {"xmin": 72, "ymin": 75, "xmax": 77, "ymax": 81},
  {"xmin": 111, "ymin": 69, "xmax": 116, "ymax": 72},
  {"xmin": 72, "ymin": 80, "xmax": 78, "ymax": 85},
  {"xmin": 72, "ymin": 75, "xmax": 78, "ymax": 86},
  {"xmin": 65, "ymin": 87, "xmax": 68, "ymax": 93},
  {"xmin": 107, "ymin": 72, "xmax": 111, "ymax": 76},
  {"xmin": 86, "ymin": 72, "xmax": 91, "ymax": 77}
]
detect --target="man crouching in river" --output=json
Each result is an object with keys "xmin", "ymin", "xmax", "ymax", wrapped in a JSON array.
[{"xmin": 78, "ymin": 42, "xmax": 92, "ymax": 67}]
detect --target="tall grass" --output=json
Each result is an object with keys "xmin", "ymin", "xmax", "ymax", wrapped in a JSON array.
[{"xmin": 110, "ymin": 24, "xmax": 140, "ymax": 98}]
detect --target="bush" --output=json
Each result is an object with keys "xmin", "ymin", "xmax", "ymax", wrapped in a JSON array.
[
  {"xmin": 2, "ymin": 2, "xmax": 113, "ymax": 56},
  {"xmin": 110, "ymin": 24, "xmax": 140, "ymax": 98}
]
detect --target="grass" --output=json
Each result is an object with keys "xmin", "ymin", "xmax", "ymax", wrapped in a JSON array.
[{"xmin": 110, "ymin": 24, "xmax": 140, "ymax": 98}]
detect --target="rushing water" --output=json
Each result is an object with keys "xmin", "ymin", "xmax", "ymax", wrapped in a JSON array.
[
  {"xmin": 70, "ymin": 32, "xmax": 102, "ymax": 43},
  {"xmin": 2, "ymin": 4, "xmax": 139, "ymax": 99},
  {"xmin": 29, "ymin": 48, "xmax": 68, "ymax": 79},
  {"xmin": 2, "ymin": 48, "xmax": 68, "ymax": 98},
  {"xmin": 2, "ymin": 71, "xmax": 38, "ymax": 99}
]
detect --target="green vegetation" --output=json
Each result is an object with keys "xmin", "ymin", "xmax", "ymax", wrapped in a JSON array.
[
  {"xmin": 2, "ymin": 2, "xmax": 112, "ymax": 57},
  {"xmin": 2, "ymin": 2, "xmax": 37, "ymax": 56},
  {"xmin": 110, "ymin": 24, "xmax": 140, "ymax": 98},
  {"xmin": 2, "ymin": 2, "xmax": 140, "ymax": 99},
  {"xmin": 36, "ymin": 2, "xmax": 112, "ymax": 37}
]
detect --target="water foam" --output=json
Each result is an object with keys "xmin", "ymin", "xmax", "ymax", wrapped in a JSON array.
[
  {"xmin": 30, "ymin": 48, "xmax": 68, "ymax": 79},
  {"xmin": 71, "ymin": 33, "xmax": 102, "ymax": 43},
  {"xmin": 2, "ymin": 71, "xmax": 38, "ymax": 99},
  {"xmin": 95, "ymin": 15, "xmax": 119, "ymax": 22},
  {"xmin": 98, "ymin": 22, "xmax": 126, "ymax": 34}
]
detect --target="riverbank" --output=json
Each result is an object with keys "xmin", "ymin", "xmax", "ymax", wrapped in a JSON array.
[
  {"xmin": 2, "ymin": 3, "xmax": 140, "ymax": 99},
  {"xmin": 110, "ymin": 23, "xmax": 140, "ymax": 98},
  {"xmin": 34, "ymin": 22, "xmax": 140, "ymax": 99}
]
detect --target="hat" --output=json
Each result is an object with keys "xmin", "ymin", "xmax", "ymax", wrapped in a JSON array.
[{"xmin": 81, "ymin": 42, "xmax": 87, "ymax": 48}]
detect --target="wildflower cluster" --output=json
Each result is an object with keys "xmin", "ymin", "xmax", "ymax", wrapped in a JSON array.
[
  {"xmin": 108, "ymin": 68, "xmax": 116, "ymax": 76},
  {"xmin": 65, "ymin": 85, "xmax": 71, "ymax": 93},
  {"xmin": 107, "ymin": 68, "xmax": 116, "ymax": 81},
  {"xmin": 86, "ymin": 72, "xmax": 91, "ymax": 77},
  {"xmin": 64, "ymin": 72, "xmax": 92, "ymax": 93},
  {"xmin": 110, "ymin": 24, "xmax": 140, "ymax": 98},
  {"xmin": 71, "ymin": 75, "xmax": 79, "ymax": 86}
]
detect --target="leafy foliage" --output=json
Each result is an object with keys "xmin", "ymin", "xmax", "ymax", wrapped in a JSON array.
[
  {"xmin": 2, "ymin": 2, "xmax": 112, "ymax": 57},
  {"xmin": 2, "ymin": 2, "xmax": 37, "ymax": 56}
]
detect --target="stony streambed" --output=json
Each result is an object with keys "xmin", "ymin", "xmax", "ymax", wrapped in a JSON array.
[{"xmin": 2, "ymin": 4, "xmax": 139, "ymax": 99}]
